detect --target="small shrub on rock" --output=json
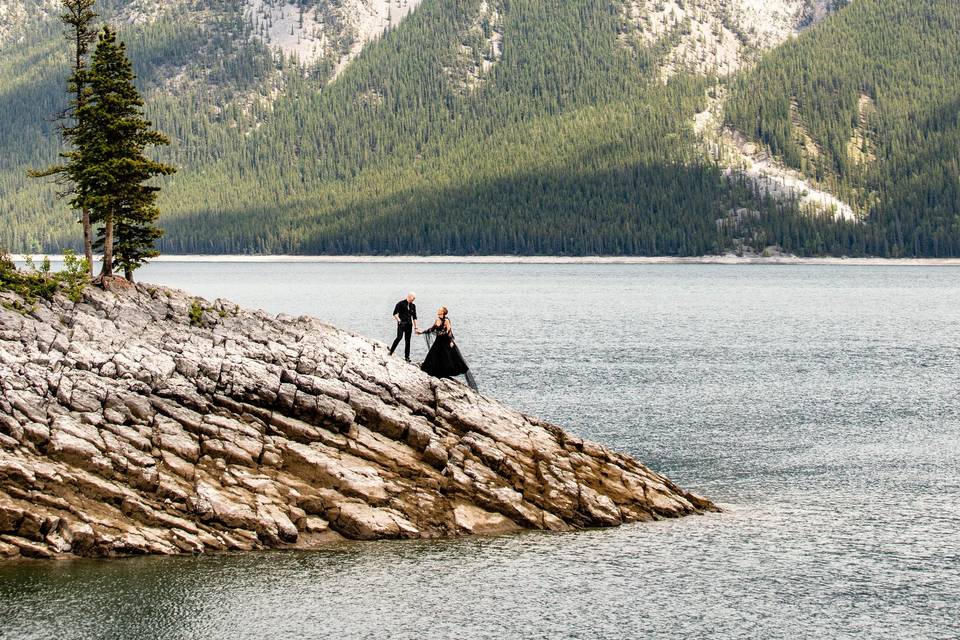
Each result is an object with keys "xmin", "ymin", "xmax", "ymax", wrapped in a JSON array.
[
  {"xmin": 0, "ymin": 250, "xmax": 90, "ymax": 309},
  {"xmin": 188, "ymin": 299, "xmax": 204, "ymax": 326}
]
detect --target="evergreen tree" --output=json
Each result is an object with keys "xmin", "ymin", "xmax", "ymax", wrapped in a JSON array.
[
  {"xmin": 112, "ymin": 198, "xmax": 165, "ymax": 280},
  {"xmin": 76, "ymin": 26, "xmax": 175, "ymax": 281},
  {"xmin": 27, "ymin": 0, "xmax": 99, "ymax": 276}
]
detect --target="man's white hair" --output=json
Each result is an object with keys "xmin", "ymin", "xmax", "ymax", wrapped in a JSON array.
[{"xmin": 408, "ymin": 292, "xmax": 416, "ymax": 298}]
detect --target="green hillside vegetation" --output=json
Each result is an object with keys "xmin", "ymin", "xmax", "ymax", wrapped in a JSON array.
[
  {"xmin": 726, "ymin": 0, "xmax": 960, "ymax": 256},
  {"xmin": 159, "ymin": 0, "xmax": 828, "ymax": 256},
  {"xmin": 0, "ymin": 0, "xmax": 276, "ymax": 250},
  {"xmin": 2, "ymin": 0, "xmax": 954, "ymax": 256}
]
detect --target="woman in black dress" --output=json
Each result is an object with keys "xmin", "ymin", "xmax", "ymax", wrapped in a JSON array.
[{"xmin": 418, "ymin": 307, "xmax": 477, "ymax": 390}]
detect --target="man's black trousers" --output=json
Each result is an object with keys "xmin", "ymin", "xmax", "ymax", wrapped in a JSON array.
[{"xmin": 390, "ymin": 322, "xmax": 413, "ymax": 360}]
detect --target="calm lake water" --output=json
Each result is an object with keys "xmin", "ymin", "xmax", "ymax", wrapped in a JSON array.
[{"xmin": 2, "ymin": 263, "xmax": 959, "ymax": 639}]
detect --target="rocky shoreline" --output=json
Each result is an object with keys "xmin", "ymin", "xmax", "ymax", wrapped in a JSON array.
[{"xmin": 0, "ymin": 280, "xmax": 715, "ymax": 560}]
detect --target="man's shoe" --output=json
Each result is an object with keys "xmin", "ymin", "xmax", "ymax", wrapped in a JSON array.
[{"xmin": 405, "ymin": 358, "xmax": 411, "ymax": 363}]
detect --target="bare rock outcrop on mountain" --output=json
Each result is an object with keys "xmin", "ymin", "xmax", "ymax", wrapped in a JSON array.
[
  {"xmin": 245, "ymin": 0, "xmax": 423, "ymax": 79},
  {"xmin": 0, "ymin": 281, "xmax": 715, "ymax": 559},
  {"xmin": 619, "ymin": 0, "xmax": 839, "ymax": 79}
]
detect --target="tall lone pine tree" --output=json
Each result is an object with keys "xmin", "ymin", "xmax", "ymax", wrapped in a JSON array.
[
  {"xmin": 76, "ymin": 26, "xmax": 175, "ymax": 282},
  {"xmin": 28, "ymin": 0, "xmax": 99, "ymax": 277}
]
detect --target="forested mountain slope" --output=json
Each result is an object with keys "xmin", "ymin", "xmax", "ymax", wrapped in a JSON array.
[
  {"xmin": 0, "ymin": 0, "xmax": 421, "ymax": 250},
  {"xmin": 0, "ymin": 0, "xmax": 956, "ymax": 256},
  {"xmin": 726, "ymin": 0, "xmax": 960, "ymax": 256}
]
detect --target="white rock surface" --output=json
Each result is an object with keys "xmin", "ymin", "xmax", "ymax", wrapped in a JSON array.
[
  {"xmin": 619, "ymin": 0, "xmax": 838, "ymax": 79},
  {"xmin": 244, "ymin": 0, "xmax": 422, "ymax": 79}
]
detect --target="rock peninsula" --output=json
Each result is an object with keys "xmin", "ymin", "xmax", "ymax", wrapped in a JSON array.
[{"xmin": 0, "ymin": 280, "xmax": 715, "ymax": 559}]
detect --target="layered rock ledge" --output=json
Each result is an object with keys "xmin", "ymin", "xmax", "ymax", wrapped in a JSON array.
[{"xmin": 0, "ymin": 281, "xmax": 715, "ymax": 559}]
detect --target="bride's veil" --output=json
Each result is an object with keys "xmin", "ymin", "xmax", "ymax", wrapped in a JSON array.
[{"xmin": 464, "ymin": 369, "xmax": 479, "ymax": 392}]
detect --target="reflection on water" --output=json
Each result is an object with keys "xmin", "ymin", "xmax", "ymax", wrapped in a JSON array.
[{"xmin": 2, "ymin": 264, "xmax": 959, "ymax": 639}]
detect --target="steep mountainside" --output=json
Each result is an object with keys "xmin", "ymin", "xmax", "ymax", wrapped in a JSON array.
[
  {"xmin": 726, "ymin": 0, "xmax": 960, "ymax": 256},
  {"xmin": 0, "ymin": 0, "xmax": 956, "ymax": 256}
]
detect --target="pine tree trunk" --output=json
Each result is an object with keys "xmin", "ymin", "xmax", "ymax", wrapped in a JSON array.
[
  {"xmin": 124, "ymin": 265, "xmax": 134, "ymax": 283},
  {"xmin": 100, "ymin": 213, "xmax": 114, "ymax": 279},
  {"xmin": 77, "ymin": 30, "xmax": 90, "ymax": 278},
  {"xmin": 82, "ymin": 207, "xmax": 93, "ymax": 277}
]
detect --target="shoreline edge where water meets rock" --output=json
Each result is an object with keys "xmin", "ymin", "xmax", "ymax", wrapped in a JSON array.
[{"xmin": 0, "ymin": 279, "xmax": 716, "ymax": 560}]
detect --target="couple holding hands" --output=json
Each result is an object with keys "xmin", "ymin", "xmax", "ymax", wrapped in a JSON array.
[{"xmin": 388, "ymin": 293, "xmax": 476, "ymax": 390}]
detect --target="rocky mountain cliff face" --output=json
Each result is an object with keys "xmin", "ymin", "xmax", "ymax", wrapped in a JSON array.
[
  {"xmin": 3, "ymin": 0, "xmax": 833, "ymax": 76},
  {"xmin": 0, "ymin": 0, "xmax": 56, "ymax": 46},
  {"xmin": 244, "ymin": 0, "xmax": 423, "ymax": 79},
  {"xmin": 0, "ymin": 0, "xmax": 421, "ymax": 79},
  {"xmin": 0, "ymin": 282, "xmax": 715, "ymax": 559},
  {"xmin": 620, "ymin": 0, "xmax": 839, "ymax": 79}
]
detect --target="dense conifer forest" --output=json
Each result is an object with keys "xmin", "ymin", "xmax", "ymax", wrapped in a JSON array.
[
  {"xmin": 0, "ymin": 0, "xmax": 956, "ymax": 256},
  {"xmin": 727, "ymin": 0, "xmax": 960, "ymax": 256}
]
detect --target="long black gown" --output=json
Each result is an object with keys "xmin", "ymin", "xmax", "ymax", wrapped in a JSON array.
[{"xmin": 421, "ymin": 317, "xmax": 472, "ymax": 382}]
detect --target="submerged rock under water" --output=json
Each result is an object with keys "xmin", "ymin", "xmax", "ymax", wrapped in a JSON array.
[{"xmin": 0, "ymin": 280, "xmax": 715, "ymax": 559}]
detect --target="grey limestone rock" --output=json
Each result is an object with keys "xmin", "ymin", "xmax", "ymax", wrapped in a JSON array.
[{"xmin": 0, "ymin": 281, "xmax": 716, "ymax": 559}]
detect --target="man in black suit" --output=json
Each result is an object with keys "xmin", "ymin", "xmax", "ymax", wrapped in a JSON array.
[{"xmin": 389, "ymin": 292, "xmax": 418, "ymax": 362}]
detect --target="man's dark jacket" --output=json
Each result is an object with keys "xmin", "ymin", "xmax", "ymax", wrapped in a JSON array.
[{"xmin": 393, "ymin": 300, "xmax": 417, "ymax": 325}]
